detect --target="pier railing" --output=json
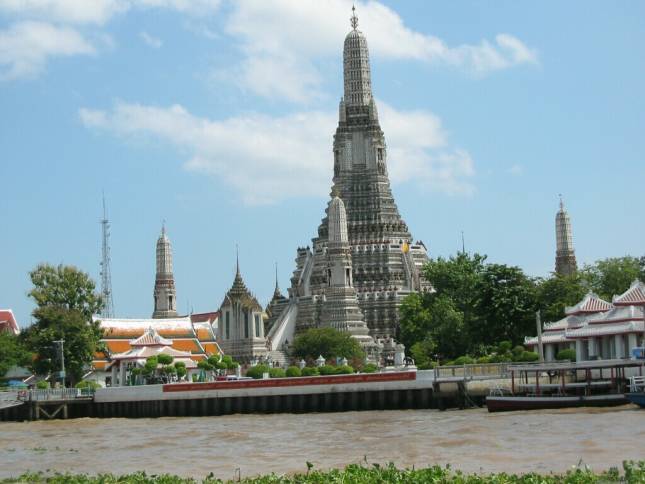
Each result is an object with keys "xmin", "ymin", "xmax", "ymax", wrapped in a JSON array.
[
  {"xmin": 17, "ymin": 388, "xmax": 95, "ymax": 402},
  {"xmin": 434, "ymin": 362, "xmax": 539, "ymax": 381}
]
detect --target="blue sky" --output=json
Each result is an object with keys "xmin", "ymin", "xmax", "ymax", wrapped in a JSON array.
[{"xmin": 1, "ymin": 1, "xmax": 643, "ymax": 327}]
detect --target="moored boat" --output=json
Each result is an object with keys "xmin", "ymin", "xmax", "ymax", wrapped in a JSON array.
[{"xmin": 486, "ymin": 359, "xmax": 644, "ymax": 412}]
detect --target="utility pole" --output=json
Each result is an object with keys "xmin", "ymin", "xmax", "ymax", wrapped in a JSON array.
[
  {"xmin": 536, "ymin": 311, "xmax": 544, "ymax": 363},
  {"xmin": 100, "ymin": 193, "xmax": 115, "ymax": 318},
  {"xmin": 53, "ymin": 339, "xmax": 65, "ymax": 388}
]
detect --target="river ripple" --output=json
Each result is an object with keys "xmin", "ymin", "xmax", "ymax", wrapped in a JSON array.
[{"xmin": 1, "ymin": 406, "xmax": 643, "ymax": 479}]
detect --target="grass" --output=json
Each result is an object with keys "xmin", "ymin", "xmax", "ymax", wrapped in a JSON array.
[{"xmin": 1, "ymin": 461, "xmax": 644, "ymax": 483}]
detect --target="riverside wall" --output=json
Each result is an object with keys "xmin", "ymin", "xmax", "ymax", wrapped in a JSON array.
[{"xmin": 0, "ymin": 371, "xmax": 495, "ymax": 421}]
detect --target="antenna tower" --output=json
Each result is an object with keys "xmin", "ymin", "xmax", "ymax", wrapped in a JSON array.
[{"xmin": 100, "ymin": 194, "xmax": 115, "ymax": 318}]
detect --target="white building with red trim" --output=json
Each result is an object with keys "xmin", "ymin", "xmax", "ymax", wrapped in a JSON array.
[
  {"xmin": 526, "ymin": 280, "xmax": 645, "ymax": 361},
  {"xmin": 0, "ymin": 309, "xmax": 20, "ymax": 335},
  {"xmin": 106, "ymin": 327, "xmax": 199, "ymax": 387}
]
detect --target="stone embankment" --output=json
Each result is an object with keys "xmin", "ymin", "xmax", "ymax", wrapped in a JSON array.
[{"xmin": 0, "ymin": 369, "xmax": 511, "ymax": 421}]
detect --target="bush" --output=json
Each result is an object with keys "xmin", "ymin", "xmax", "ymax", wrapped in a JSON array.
[
  {"xmin": 291, "ymin": 327, "xmax": 365, "ymax": 361},
  {"xmin": 318, "ymin": 365, "xmax": 335, "ymax": 375},
  {"xmin": 246, "ymin": 364, "xmax": 269, "ymax": 379},
  {"xmin": 269, "ymin": 367, "xmax": 286, "ymax": 378},
  {"xmin": 497, "ymin": 341, "xmax": 513, "ymax": 353},
  {"xmin": 197, "ymin": 360, "xmax": 213, "ymax": 371},
  {"xmin": 476, "ymin": 356, "xmax": 491, "ymax": 364},
  {"xmin": 75, "ymin": 380, "xmax": 101, "ymax": 390},
  {"xmin": 35, "ymin": 380, "xmax": 50, "ymax": 389},
  {"xmin": 512, "ymin": 345, "xmax": 525, "ymax": 358},
  {"xmin": 361, "ymin": 363, "xmax": 378, "ymax": 373},
  {"xmin": 518, "ymin": 351, "xmax": 539, "ymax": 362},
  {"xmin": 301, "ymin": 366, "xmax": 319, "ymax": 376},
  {"xmin": 334, "ymin": 365, "xmax": 354, "ymax": 374},
  {"xmin": 157, "ymin": 354, "xmax": 174, "ymax": 365},
  {"xmin": 285, "ymin": 366, "xmax": 302, "ymax": 377},
  {"xmin": 452, "ymin": 356, "xmax": 475, "ymax": 365},
  {"xmin": 556, "ymin": 348, "xmax": 576, "ymax": 361}
]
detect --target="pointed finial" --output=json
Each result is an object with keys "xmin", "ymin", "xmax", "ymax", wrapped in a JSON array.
[
  {"xmin": 235, "ymin": 244, "xmax": 240, "ymax": 275},
  {"xmin": 558, "ymin": 194, "xmax": 564, "ymax": 211},
  {"xmin": 161, "ymin": 219, "xmax": 166, "ymax": 236},
  {"xmin": 275, "ymin": 262, "xmax": 279, "ymax": 289},
  {"xmin": 461, "ymin": 231, "xmax": 465, "ymax": 254},
  {"xmin": 350, "ymin": 4, "xmax": 358, "ymax": 30}
]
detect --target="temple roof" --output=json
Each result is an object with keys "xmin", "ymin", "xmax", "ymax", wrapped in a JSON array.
[
  {"xmin": 566, "ymin": 320, "xmax": 644, "ymax": 339},
  {"xmin": 0, "ymin": 309, "xmax": 19, "ymax": 335},
  {"xmin": 564, "ymin": 292, "xmax": 613, "ymax": 315},
  {"xmin": 130, "ymin": 327, "xmax": 172, "ymax": 347},
  {"xmin": 613, "ymin": 279, "xmax": 645, "ymax": 306},
  {"xmin": 220, "ymin": 259, "xmax": 262, "ymax": 311},
  {"xmin": 587, "ymin": 305, "xmax": 644, "ymax": 325}
]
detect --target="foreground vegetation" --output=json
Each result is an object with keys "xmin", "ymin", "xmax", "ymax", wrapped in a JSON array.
[{"xmin": 2, "ymin": 461, "xmax": 644, "ymax": 483}]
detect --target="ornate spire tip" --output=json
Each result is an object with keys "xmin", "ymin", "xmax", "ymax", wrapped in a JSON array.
[{"xmin": 350, "ymin": 4, "xmax": 358, "ymax": 30}]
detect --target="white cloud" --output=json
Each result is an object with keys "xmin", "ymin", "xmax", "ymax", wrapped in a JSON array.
[
  {"xmin": 224, "ymin": 0, "xmax": 538, "ymax": 102},
  {"xmin": 0, "ymin": 21, "xmax": 94, "ymax": 80},
  {"xmin": 507, "ymin": 164, "xmax": 523, "ymax": 176},
  {"xmin": 79, "ymin": 100, "xmax": 475, "ymax": 204},
  {"xmin": 0, "ymin": 0, "xmax": 221, "ymax": 24},
  {"xmin": 0, "ymin": 0, "xmax": 126, "ymax": 25},
  {"xmin": 139, "ymin": 31, "xmax": 162, "ymax": 48}
]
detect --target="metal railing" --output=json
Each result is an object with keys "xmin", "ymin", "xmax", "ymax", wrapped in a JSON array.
[
  {"xmin": 18, "ymin": 388, "xmax": 95, "ymax": 402},
  {"xmin": 433, "ymin": 362, "xmax": 540, "ymax": 381}
]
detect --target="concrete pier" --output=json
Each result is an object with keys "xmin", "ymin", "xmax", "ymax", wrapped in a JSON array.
[{"xmin": 0, "ymin": 371, "xmax": 493, "ymax": 422}]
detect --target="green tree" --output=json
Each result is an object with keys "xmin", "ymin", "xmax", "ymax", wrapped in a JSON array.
[
  {"xmin": 400, "ymin": 294, "xmax": 467, "ymax": 361},
  {"xmin": 157, "ymin": 354, "xmax": 174, "ymax": 366},
  {"xmin": 581, "ymin": 256, "xmax": 644, "ymax": 300},
  {"xmin": 22, "ymin": 264, "xmax": 104, "ymax": 386},
  {"xmin": 291, "ymin": 327, "xmax": 365, "ymax": 361},
  {"xmin": 28, "ymin": 264, "xmax": 103, "ymax": 319},
  {"xmin": 536, "ymin": 273, "xmax": 588, "ymax": 323},
  {"xmin": 174, "ymin": 361, "xmax": 187, "ymax": 380},
  {"xmin": 22, "ymin": 306, "xmax": 102, "ymax": 385},
  {"xmin": 424, "ymin": 252, "xmax": 487, "ymax": 323},
  {"xmin": 0, "ymin": 332, "xmax": 31, "ymax": 377},
  {"xmin": 473, "ymin": 264, "xmax": 537, "ymax": 346}
]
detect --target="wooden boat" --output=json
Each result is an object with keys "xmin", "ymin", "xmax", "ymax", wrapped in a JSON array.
[
  {"xmin": 486, "ymin": 359, "xmax": 645, "ymax": 412},
  {"xmin": 487, "ymin": 393, "xmax": 627, "ymax": 412}
]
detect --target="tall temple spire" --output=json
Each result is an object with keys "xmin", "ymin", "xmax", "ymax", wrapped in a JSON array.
[
  {"xmin": 284, "ymin": 6, "xmax": 431, "ymax": 341},
  {"xmin": 555, "ymin": 195, "xmax": 577, "ymax": 276},
  {"xmin": 343, "ymin": 5, "xmax": 372, "ymax": 107},
  {"xmin": 152, "ymin": 223, "xmax": 178, "ymax": 318}
]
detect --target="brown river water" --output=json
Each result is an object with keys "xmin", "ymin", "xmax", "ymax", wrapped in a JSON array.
[{"xmin": 0, "ymin": 406, "xmax": 643, "ymax": 480}]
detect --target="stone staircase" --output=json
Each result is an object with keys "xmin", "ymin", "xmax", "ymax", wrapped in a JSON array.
[{"xmin": 267, "ymin": 350, "xmax": 289, "ymax": 368}]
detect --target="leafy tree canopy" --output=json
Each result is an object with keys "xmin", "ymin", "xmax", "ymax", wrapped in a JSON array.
[
  {"xmin": 22, "ymin": 306, "xmax": 102, "ymax": 384},
  {"xmin": 0, "ymin": 332, "xmax": 31, "ymax": 377},
  {"xmin": 29, "ymin": 264, "xmax": 103, "ymax": 319},
  {"xmin": 22, "ymin": 264, "xmax": 104, "ymax": 386},
  {"xmin": 535, "ymin": 272, "xmax": 587, "ymax": 323},
  {"xmin": 291, "ymin": 327, "xmax": 365, "ymax": 361},
  {"xmin": 581, "ymin": 256, "xmax": 645, "ymax": 301}
]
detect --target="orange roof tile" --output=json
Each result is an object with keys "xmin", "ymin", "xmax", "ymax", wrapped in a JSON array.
[{"xmin": 172, "ymin": 339, "xmax": 202, "ymax": 353}]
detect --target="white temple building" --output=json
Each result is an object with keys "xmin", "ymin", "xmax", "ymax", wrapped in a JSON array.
[
  {"xmin": 526, "ymin": 280, "xmax": 645, "ymax": 361},
  {"xmin": 217, "ymin": 258, "xmax": 268, "ymax": 364}
]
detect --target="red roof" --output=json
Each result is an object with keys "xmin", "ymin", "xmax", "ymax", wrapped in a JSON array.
[
  {"xmin": 190, "ymin": 311, "xmax": 219, "ymax": 323},
  {"xmin": 0, "ymin": 310, "xmax": 20, "ymax": 335},
  {"xmin": 613, "ymin": 280, "xmax": 645, "ymax": 306},
  {"xmin": 565, "ymin": 293, "xmax": 613, "ymax": 315}
]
